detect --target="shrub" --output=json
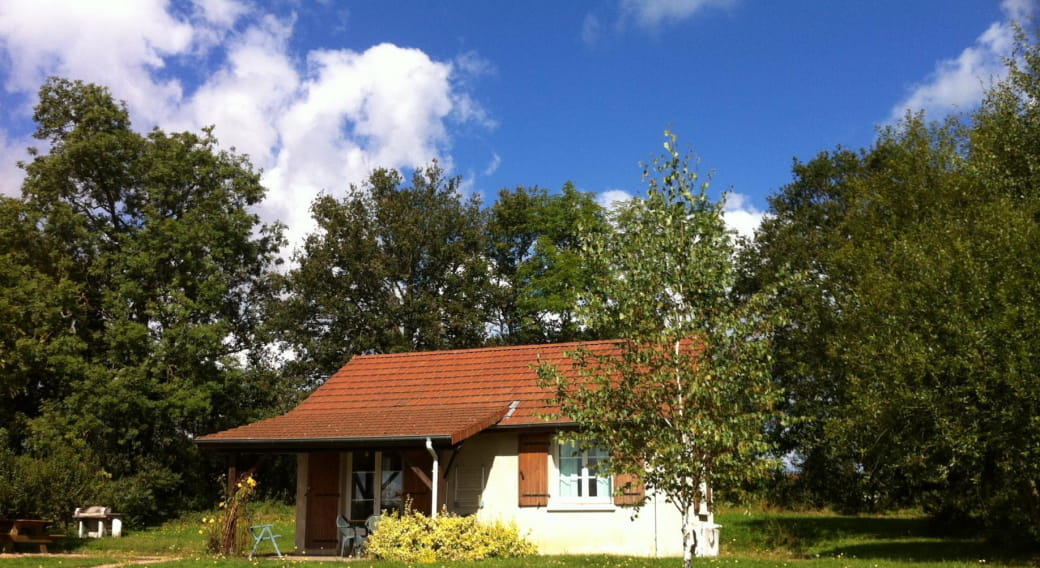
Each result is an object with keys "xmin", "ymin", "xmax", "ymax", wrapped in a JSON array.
[
  {"xmin": 0, "ymin": 442, "xmax": 107, "ymax": 526},
  {"xmin": 98, "ymin": 461, "xmax": 183, "ymax": 529},
  {"xmin": 365, "ymin": 509, "xmax": 536, "ymax": 563}
]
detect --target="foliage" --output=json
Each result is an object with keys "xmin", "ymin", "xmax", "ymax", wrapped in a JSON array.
[
  {"xmin": 0, "ymin": 77, "xmax": 286, "ymax": 524},
  {"xmin": 0, "ymin": 441, "xmax": 106, "ymax": 525},
  {"xmin": 740, "ymin": 28, "xmax": 1040, "ymax": 543},
  {"xmin": 271, "ymin": 163, "xmax": 490, "ymax": 388},
  {"xmin": 539, "ymin": 132, "xmax": 784, "ymax": 568},
  {"xmin": 276, "ymin": 173, "xmax": 616, "ymax": 385},
  {"xmin": 364, "ymin": 508, "xmax": 536, "ymax": 563},
  {"xmin": 486, "ymin": 183, "xmax": 612, "ymax": 344}
]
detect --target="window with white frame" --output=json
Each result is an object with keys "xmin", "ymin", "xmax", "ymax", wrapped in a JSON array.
[
  {"xmin": 556, "ymin": 440, "xmax": 612, "ymax": 504},
  {"xmin": 349, "ymin": 450, "xmax": 403, "ymax": 520}
]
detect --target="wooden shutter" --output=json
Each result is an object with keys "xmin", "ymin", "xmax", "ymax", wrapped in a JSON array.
[
  {"xmin": 518, "ymin": 433, "xmax": 551, "ymax": 507},
  {"xmin": 613, "ymin": 472, "xmax": 645, "ymax": 506},
  {"xmin": 402, "ymin": 450, "xmax": 433, "ymax": 516}
]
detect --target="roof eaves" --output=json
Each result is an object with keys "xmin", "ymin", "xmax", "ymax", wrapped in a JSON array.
[
  {"xmin": 196, "ymin": 434, "xmax": 455, "ymax": 452},
  {"xmin": 449, "ymin": 405, "xmax": 511, "ymax": 444},
  {"xmin": 488, "ymin": 419, "xmax": 576, "ymax": 431}
]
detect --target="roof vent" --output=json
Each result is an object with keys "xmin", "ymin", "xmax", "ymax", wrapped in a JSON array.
[{"xmin": 504, "ymin": 400, "xmax": 520, "ymax": 419}]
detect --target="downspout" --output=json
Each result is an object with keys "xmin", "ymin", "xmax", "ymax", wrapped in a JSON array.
[
  {"xmin": 654, "ymin": 492, "xmax": 659, "ymax": 557},
  {"xmin": 426, "ymin": 438, "xmax": 439, "ymax": 519}
]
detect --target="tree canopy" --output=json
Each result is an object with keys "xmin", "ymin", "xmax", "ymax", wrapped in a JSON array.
[
  {"xmin": 270, "ymin": 164, "xmax": 491, "ymax": 388},
  {"xmin": 0, "ymin": 77, "xmax": 286, "ymax": 523},
  {"xmin": 486, "ymin": 182, "xmax": 611, "ymax": 344},
  {"xmin": 739, "ymin": 30, "xmax": 1040, "ymax": 541}
]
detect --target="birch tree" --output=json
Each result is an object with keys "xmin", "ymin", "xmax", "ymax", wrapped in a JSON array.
[{"xmin": 539, "ymin": 132, "xmax": 782, "ymax": 567}]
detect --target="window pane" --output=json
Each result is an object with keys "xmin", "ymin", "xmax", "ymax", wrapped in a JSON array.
[
  {"xmin": 591, "ymin": 475, "xmax": 612, "ymax": 498},
  {"xmin": 586, "ymin": 447, "xmax": 608, "ymax": 473},
  {"xmin": 559, "ymin": 441, "xmax": 581, "ymax": 497},
  {"xmin": 381, "ymin": 452, "xmax": 403, "ymax": 514},
  {"xmin": 559, "ymin": 441, "xmax": 581, "ymax": 476},
  {"xmin": 351, "ymin": 451, "xmax": 376, "ymax": 520},
  {"xmin": 559, "ymin": 476, "xmax": 578, "ymax": 498},
  {"xmin": 560, "ymin": 455, "xmax": 581, "ymax": 476},
  {"xmin": 351, "ymin": 473, "xmax": 374, "ymax": 519}
]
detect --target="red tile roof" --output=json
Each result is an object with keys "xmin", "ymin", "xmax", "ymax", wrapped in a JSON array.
[{"xmin": 197, "ymin": 340, "xmax": 622, "ymax": 449}]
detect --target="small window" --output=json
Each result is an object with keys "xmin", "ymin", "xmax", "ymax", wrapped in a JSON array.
[{"xmin": 557, "ymin": 441, "xmax": 612, "ymax": 504}]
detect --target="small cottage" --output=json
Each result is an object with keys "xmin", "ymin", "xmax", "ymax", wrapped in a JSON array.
[{"xmin": 197, "ymin": 340, "xmax": 718, "ymax": 557}]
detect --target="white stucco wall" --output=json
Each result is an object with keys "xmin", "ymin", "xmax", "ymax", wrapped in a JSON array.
[
  {"xmin": 446, "ymin": 431, "xmax": 697, "ymax": 557},
  {"xmin": 293, "ymin": 434, "xmax": 720, "ymax": 557}
]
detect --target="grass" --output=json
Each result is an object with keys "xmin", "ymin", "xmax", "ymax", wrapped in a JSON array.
[
  {"xmin": 3, "ymin": 503, "xmax": 1036, "ymax": 568},
  {"xmin": 715, "ymin": 508, "xmax": 1027, "ymax": 566}
]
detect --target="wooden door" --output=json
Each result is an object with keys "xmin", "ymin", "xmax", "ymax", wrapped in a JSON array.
[
  {"xmin": 305, "ymin": 452, "xmax": 340, "ymax": 550},
  {"xmin": 403, "ymin": 449, "xmax": 433, "ymax": 515}
]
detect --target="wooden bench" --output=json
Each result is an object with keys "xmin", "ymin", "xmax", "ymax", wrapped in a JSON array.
[{"xmin": 0, "ymin": 519, "xmax": 56, "ymax": 553}]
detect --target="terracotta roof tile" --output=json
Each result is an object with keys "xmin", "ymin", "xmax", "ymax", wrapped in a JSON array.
[{"xmin": 198, "ymin": 340, "xmax": 622, "ymax": 447}]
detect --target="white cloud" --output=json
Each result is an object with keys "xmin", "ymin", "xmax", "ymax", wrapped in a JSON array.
[
  {"xmin": 450, "ymin": 52, "xmax": 498, "ymax": 130},
  {"xmin": 171, "ymin": 14, "xmax": 298, "ymax": 167},
  {"xmin": 264, "ymin": 43, "xmax": 463, "ymax": 248},
  {"xmin": 0, "ymin": 130, "xmax": 28, "ymax": 198},
  {"xmin": 722, "ymin": 191, "xmax": 764, "ymax": 240},
  {"xmin": 0, "ymin": 2, "xmax": 493, "ymax": 255},
  {"xmin": 1002, "ymin": 0, "xmax": 1035, "ymax": 21},
  {"xmin": 0, "ymin": 0, "xmax": 196, "ymax": 127},
  {"xmin": 193, "ymin": 0, "xmax": 250, "ymax": 28},
  {"xmin": 619, "ymin": 0, "xmax": 736, "ymax": 30},
  {"xmin": 582, "ymin": 13, "xmax": 603, "ymax": 45},
  {"xmin": 888, "ymin": 0, "xmax": 1035, "ymax": 121},
  {"xmin": 596, "ymin": 189, "xmax": 634, "ymax": 210},
  {"xmin": 454, "ymin": 50, "xmax": 496, "ymax": 82},
  {"xmin": 585, "ymin": 0, "xmax": 736, "ymax": 45},
  {"xmin": 483, "ymin": 152, "xmax": 502, "ymax": 176},
  {"xmin": 598, "ymin": 188, "xmax": 762, "ymax": 239},
  {"xmin": 189, "ymin": 0, "xmax": 253, "ymax": 53}
]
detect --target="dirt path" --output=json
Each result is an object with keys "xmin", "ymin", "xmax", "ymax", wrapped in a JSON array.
[
  {"xmin": 91, "ymin": 556, "xmax": 179, "ymax": 568},
  {"xmin": 0, "ymin": 553, "xmax": 181, "ymax": 567}
]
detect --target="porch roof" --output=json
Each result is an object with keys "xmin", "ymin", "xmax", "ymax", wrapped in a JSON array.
[{"xmin": 197, "ymin": 340, "xmax": 622, "ymax": 451}]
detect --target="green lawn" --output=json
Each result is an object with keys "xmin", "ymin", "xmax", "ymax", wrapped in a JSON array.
[{"xmin": 3, "ymin": 504, "xmax": 1035, "ymax": 568}]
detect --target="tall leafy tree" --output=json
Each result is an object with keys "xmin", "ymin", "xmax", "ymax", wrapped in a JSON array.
[
  {"xmin": 735, "ymin": 146, "xmax": 883, "ymax": 510},
  {"xmin": 1, "ymin": 77, "xmax": 285, "ymax": 522},
  {"xmin": 0, "ymin": 196, "xmax": 86, "ymax": 451},
  {"xmin": 960, "ymin": 32, "xmax": 1040, "ymax": 536},
  {"xmin": 539, "ymin": 133, "xmax": 783, "ymax": 567},
  {"xmin": 486, "ymin": 183, "xmax": 611, "ymax": 344},
  {"xmin": 274, "ymin": 164, "xmax": 490, "ymax": 388},
  {"xmin": 743, "ymin": 30, "xmax": 1040, "ymax": 540}
]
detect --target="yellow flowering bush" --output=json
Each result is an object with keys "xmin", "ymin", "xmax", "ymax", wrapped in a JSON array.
[
  {"xmin": 365, "ymin": 508, "xmax": 536, "ymax": 563},
  {"xmin": 203, "ymin": 474, "xmax": 258, "ymax": 555}
]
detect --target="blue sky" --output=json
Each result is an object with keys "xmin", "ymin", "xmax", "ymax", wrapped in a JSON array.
[{"xmin": 0, "ymin": 0, "xmax": 1028, "ymax": 246}]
